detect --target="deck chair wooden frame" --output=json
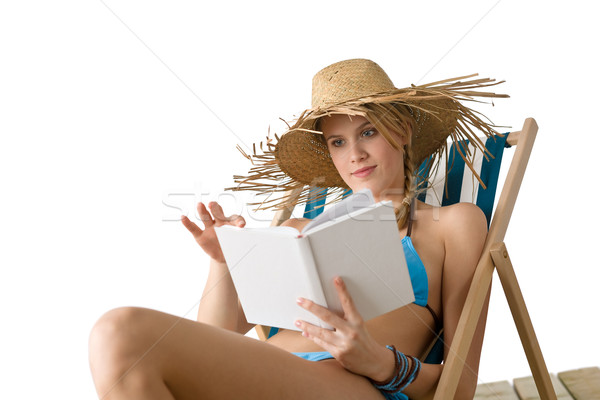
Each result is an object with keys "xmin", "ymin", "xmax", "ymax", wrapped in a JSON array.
[
  {"xmin": 433, "ymin": 118, "xmax": 557, "ymax": 399},
  {"xmin": 255, "ymin": 118, "xmax": 557, "ymax": 400}
]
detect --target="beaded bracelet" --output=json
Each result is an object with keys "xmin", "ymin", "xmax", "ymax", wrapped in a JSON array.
[{"xmin": 368, "ymin": 345, "xmax": 422, "ymax": 395}]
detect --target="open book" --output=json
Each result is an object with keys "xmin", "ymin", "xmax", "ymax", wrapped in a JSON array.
[{"xmin": 214, "ymin": 189, "xmax": 415, "ymax": 331}]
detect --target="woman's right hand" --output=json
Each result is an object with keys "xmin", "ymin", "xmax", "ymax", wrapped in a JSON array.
[{"xmin": 181, "ymin": 202, "xmax": 246, "ymax": 263}]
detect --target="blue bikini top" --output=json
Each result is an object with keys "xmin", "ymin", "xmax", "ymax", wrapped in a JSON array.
[
  {"xmin": 403, "ymin": 215, "xmax": 443, "ymax": 338},
  {"xmin": 402, "ymin": 236, "xmax": 428, "ymax": 307}
]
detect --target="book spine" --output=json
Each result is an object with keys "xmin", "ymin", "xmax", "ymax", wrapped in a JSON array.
[{"xmin": 295, "ymin": 236, "xmax": 332, "ymax": 330}]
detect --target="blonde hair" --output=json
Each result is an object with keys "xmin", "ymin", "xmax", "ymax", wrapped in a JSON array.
[{"xmin": 363, "ymin": 103, "xmax": 416, "ymax": 230}]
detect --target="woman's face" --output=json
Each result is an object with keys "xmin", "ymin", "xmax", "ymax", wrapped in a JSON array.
[{"xmin": 321, "ymin": 114, "xmax": 408, "ymax": 201}]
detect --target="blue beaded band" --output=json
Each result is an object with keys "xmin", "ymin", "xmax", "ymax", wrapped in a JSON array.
[{"xmin": 369, "ymin": 345, "xmax": 422, "ymax": 395}]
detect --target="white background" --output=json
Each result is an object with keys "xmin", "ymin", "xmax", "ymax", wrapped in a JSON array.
[{"xmin": 1, "ymin": 1, "xmax": 599, "ymax": 398}]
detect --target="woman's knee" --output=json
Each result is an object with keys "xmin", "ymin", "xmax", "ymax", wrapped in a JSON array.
[{"xmin": 88, "ymin": 307, "xmax": 154, "ymax": 378}]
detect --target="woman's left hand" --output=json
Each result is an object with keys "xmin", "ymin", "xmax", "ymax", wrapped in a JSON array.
[{"xmin": 295, "ymin": 276, "xmax": 395, "ymax": 381}]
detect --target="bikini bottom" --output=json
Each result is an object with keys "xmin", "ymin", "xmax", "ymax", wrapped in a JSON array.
[{"xmin": 292, "ymin": 351, "xmax": 409, "ymax": 400}]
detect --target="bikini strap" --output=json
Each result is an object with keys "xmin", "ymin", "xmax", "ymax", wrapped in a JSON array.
[
  {"xmin": 425, "ymin": 304, "xmax": 443, "ymax": 333},
  {"xmin": 406, "ymin": 197, "xmax": 415, "ymax": 237}
]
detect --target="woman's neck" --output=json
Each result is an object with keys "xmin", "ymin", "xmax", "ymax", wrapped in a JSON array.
[{"xmin": 374, "ymin": 193, "xmax": 408, "ymax": 210}]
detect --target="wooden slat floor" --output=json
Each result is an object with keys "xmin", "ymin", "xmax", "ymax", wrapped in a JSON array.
[{"xmin": 474, "ymin": 367, "xmax": 600, "ymax": 400}]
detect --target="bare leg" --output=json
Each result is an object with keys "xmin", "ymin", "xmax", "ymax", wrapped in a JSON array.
[{"xmin": 89, "ymin": 307, "xmax": 384, "ymax": 400}]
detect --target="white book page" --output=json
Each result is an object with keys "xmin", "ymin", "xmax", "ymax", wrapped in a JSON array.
[
  {"xmin": 218, "ymin": 225, "xmax": 300, "ymax": 236},
  {"xmin": 302, "ymin": 188, "xmax": 375, "ymax": 233}
]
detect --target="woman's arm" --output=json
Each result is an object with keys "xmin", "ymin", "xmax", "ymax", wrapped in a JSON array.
[
  {"xmin": 404, "ymin": 203, "xmax": 489, "ymax": 400},
  {"xmin": 196, "ymin": 258, "xmax": 243, "ymax": 330},
  {"xmin": 182, "ymin": 201, "xmax": 254, "ymax": 334},
  {"xmin": 439, "ymin": 202, "xmax": 489, "ymax": 399}
]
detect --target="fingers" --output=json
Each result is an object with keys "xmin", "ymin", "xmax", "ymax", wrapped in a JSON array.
[
  {"xmin": 294, "ymin": 295, "xmax": 358, "ymax": 354},
  {"xmin": 333, "ymin": 277, "xmax": 362, "ymax": 324},
  {"xmin": 230, "ymin": 214, "xmax": 246, "ymax": 227},
  {"xmin": 180, "ymin": 202, "xmax": 213, "ymax": 240},
  {"xmin": 296, "ymin": 297, "xmax": 345, "ymax": 330},
  {"xmin": 197, "ymin": 202, "xmax": 215, "ymax": 228},
  {"xmin": 294, "ymin": 319, "xmax": 337, "ymax": 348},
  {"xmin": 207, "ymin": 201, "xmax": 225, "ymax": 221},
  {"xmin": 183, "ymin": 202, "xmax": 245, "ymax": 231},
  {"xmin": 181, "ymin": 215, "xmax": 203, "ymax": 237},
  {"xmin": 295, "ymin": 278, "xmax": 363, "ymax": 335},
  {"xmin": 294, "ymin": 298, "xmax": 339, "ymax": 349},
  {"xmin": 208, "ymin": 202, "xmax": 246, "ymax": 227},
  {"xmin": 295, "ymin": 281, "xmax": 373, "ymax": 369}
]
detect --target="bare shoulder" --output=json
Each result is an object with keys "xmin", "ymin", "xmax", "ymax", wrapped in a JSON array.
[
  {"xmin": 438, "ymin": 203, "xmax": 488, "ymax": 273},
  {"xmin": 279, "ymin": 217, "xmax": 312, "ymax": 231},
  {"xmin": 409, "ymin": 201, "xmax": 487, "ymax": 234},
  {"xmin": 438, "ymin": 202, "xmax": 488, "ymax": 235},
  {"xmin": 413, "ymin": 201, "xmax": 487, "ymax": 270}
]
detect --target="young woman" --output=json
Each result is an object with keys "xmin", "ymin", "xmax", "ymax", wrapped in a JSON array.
[{"xmin": 89, "ymin": 59, "xmax": 506, "ymax": 399}]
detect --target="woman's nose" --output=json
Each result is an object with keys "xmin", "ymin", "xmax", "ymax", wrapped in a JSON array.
[{"xmin": 347, "ymin": 140, "xmax": 367, "ymax": 162}]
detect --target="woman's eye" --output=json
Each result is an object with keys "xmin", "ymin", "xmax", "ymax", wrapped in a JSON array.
[
  {"xmin": 332, "ymin": 139, "xmax": 344, "ymax": 147},
  {"xmin": 362, "ymin": 129, "xmax": 376, "ymax": 137}
]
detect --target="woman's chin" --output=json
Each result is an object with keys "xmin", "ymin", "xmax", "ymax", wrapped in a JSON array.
[{"xmin": 350, "ymin": 183, "xmax": 382, "ymax": 199}]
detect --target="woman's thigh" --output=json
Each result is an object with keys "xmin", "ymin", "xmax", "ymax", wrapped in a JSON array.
[{"xmin": 89, "ymin": 307, "xmax": 385, "ymax": 400}]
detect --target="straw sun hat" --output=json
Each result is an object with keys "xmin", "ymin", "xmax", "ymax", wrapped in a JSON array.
[{"xmin": 227, "ymin": 59, "xmax": 508, "ymax": 211}]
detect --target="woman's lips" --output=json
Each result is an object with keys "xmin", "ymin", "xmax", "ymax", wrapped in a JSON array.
[{"xmin": 352, "ymin": 166, "xmax": 376, "ymax": 177}]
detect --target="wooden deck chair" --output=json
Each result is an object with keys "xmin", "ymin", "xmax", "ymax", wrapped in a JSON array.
[{"xmin": 255, "ymin": 118, "xmax": 557, "ymax": 399}]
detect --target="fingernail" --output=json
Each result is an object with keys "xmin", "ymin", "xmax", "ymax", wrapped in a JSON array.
[
  {"xmin": 296, "ymin": 297, "xmax": 304, "ymax": 304},
  {"xmin": 334, "ymin": 276, "xmax": 342, "ymax": 285},
  {"xmin": 294, "ymin": 320, "xmax": 301, "ymax": 327}
]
